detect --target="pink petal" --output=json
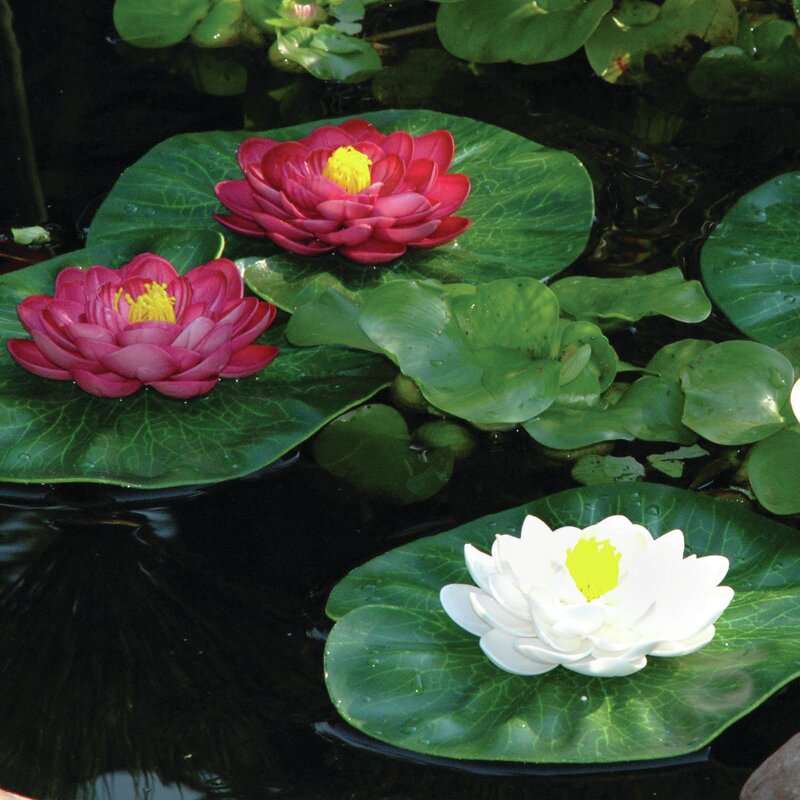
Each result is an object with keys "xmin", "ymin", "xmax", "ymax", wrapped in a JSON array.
[
  {"xmin": 337, "ymin": 118, "xmax": 377, "ymax": 141},
  {"xmin": 320, "ymin": 224, "xmax": 374, "ymax": 247},
  {"xmin": 72, "ymin": 369, "xmax": 142, "ymax": 398},
  {"xmin": 196, "ymin": 322, "xmax": 234, "ymax": 357},
  {"xmin": 414, "ymin": 129, "xmax": 455, "ymax": 171},
  {"xmin": 253, "ymin": 193, "xmax": 292, "ymax": 219},
  {"xmin": 267, "ymin": 232, "xmax": 334, "ymax": 256},
  {"xmin": 244, "ymin": 165, "xmax": 283, "ymax": 204},
  {"xmin": 122, "ymin": 253, "xmax": 180, "ymax": 285},
  {"xmin": 54, "ymin": 267, "xmax": 89, "ymax": 302},
  {"xmin": 283, "ymin": 177, "xmax": 331, "ymax": 209},
  {"xmin": 7, "ymin": 339, "xmax": 71, "ymax": 380},
  {"xmin": 148, "ymin": 379, "xmax": 218, "ymax": 399},
  {"xmin": 237, "ymin": 137, "xmax": 280, "ymax": 169},
  {"xmin": 100, "ymin": 343, "xmax": 180, "ymax": 382},
  {"xmin": 405, "ymin": 158, "xmax": 438, "ymax": 195},
  {"xmin": 220, "ymin": 344, "xmax": 280, "ymax": 377},
  {"xmin": 251, "ymin": 212, "xmax": 314, "ymax": 243},
  {"xmin": 316, "ymin": 199, "xmax": 372, "ymax": 221},
  {"xmin": 173, "ymin": 342, "xmax": 232, "ymax": 380},
  {"xmin": 67, "ymin": 322, "xmax": 115, "ymax": 344},
  {"xmin": 306, "ymin": 148, "xmax": 333, "ymax": 176},
  {"xmin": 338, "ymin": 240, "xmax": 407, "ymax": 265},
  {"xmin": 186, "ymin": 259, "xmax": 243, "ymax": 312},
  {"xmin": 215, "ymin": 180, "xmax": 259, "ymax": 219},
  {"xmin": 261, "ymin": 142, "xmax": 310, "ymax": 188},
  {"xmin": 381, "ymin": 131, "xmax": 414, "ymax": 163},
  {"xmin": 171, "ymin": 317, "xmax": 215, "ymax": 350},
  {"xmin": 278, "ymin": 191, "xmax": 307, "ymax": 219},
  {"xmin": 293, "ymin": 175, "xmax": 343, "ymax": 204},
  {"xmin": 84, "ymin": 266, "xmax": 124, "ymax": 298},
  {"xmin": 119, "ymin": 324, "xmax": 177, "ymax": 347},
  {"xmin": 213, "ymin": 213, "xmax": 270, "ymax": 238},
  {"xmin": 426, "ymin": 174, "xmax": 471, "ymax": 218},
  {"xmin": 293, "ymin": 217, "xmax": 341, "ymax": 235},
  {"xmin": 16, "ymin": 296, "xmax": 51, "ymax": 334},
  {"xmin": 414, "ymin": 215, "xmax": 471, "ymax": 247},
  {"xmin": 371, "ymin": 154, "xmax": 405, "ymax": 195},
  {"xmin": 373, "ymin": 219, "xmax": 440, "ymax": 244},
  {"xmin": 230, "ymin": 303, "xmax": 277, "ymax": 351},
  {"xmin": 353, "ymin": 141, "xmax": 384, "ymax": 163},
  {"xmin": 72, "ymin": 337, "xmax": 117, "ymax": 362},
  {"xmin": 303, "ymin": 125, "xmax": 354, "ymax": 150},
  {"xmin": 31, "ymin": 329, "xmax": 98, "ymax": 372},
  {"xmin": 372, "ymin": 192, "xmax": 429, "ymax": 219}
]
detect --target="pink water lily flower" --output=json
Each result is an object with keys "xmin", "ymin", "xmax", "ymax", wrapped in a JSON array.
[
  {"xmin": 7, "ymin": 254, "xmax": 278, "ymax": 399},
  {"xmin": 214, "ymin": 118, "xmax": 472, "ymax": 264}
]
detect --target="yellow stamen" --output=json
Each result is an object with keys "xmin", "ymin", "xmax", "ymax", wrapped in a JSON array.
[
  {"xmin": 121, "ymin": 281, "xmax": 177, "ymax": 323},
  {"xmin": 322, "ymin": 145, "xmax": 372, "ymax": 194},
  {"xmin": 565, "ymin": 536, "xmax": 621, "ymax": 602}
]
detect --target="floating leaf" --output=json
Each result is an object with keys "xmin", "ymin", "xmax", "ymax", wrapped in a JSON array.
[
  {"xmin": 524, "ymin": 376, "xmax": 694, "ymax": 449},
  {"xmin": 0, "ymin": 251, "xmax": 394, "ymax": 488},
  {"xmin": 747, "ymin": 429, "xmax": 800, "ymax": 515},
  {"xmin": 551, "ymin": 268, "xmax": 711, "ymax": 326},
  {"xmin": 113, "ymin": 0, "xmax": 213, "ymax": 48},
  {"xmin": 325, "ymin": 483, "xmax": 800, "ymax": 762},
  {"xmin": 645, "ymin": 339, "xmax": 714, "ymax": 380},
  {"xmin": 700, "ymin": 172, "xmax": 800, "ymax": 346},
  {"xmin": 436, "ymin": 0, "xmax": 613, "ymax": 65},
  {"xmin": 313, "ymin": 404, "xmax": 453, "ymax": 504},
  {"xmin": 647, "ymin": 444, "xmax": 709, "ymax": 478},
  {"xmin": 679, "ymin": 341, "xmax": 793, "ymax": 445},
  {"xmin": 571, "ymin": 454, "xmax": 645, "ymax": 485},
  {"xmin": 86, "ymin": 111, "xmax": 593, "ymax": 297},
  {"xmin": 585, "ymin": 0, "xmax": 738, "ymax": 84}
]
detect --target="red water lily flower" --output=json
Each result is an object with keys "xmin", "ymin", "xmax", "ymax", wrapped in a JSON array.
[
  {"xmin": 7, "ymin": 254, "xmax": 278, "ymax": 399},
  {"xmin": 214, "ymin": 118, "xmax": 472, "ymax": 264}
]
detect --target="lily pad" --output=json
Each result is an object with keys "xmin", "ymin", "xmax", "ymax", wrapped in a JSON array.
[
  {"xmin": 0, "ymin": 251, "xmax": 394, "ymax": 488},
  {"xmin": 585, "ymin": 0, "xmax": 738, "ymax": 84},
  {"xmin": 747, "ymin": 429, "xmax": 800, "ymax": 515},
  {"xmin": 325, "ymin": 483, "xmax": 800, "ymax": 763},
  {"xmin": 436, "ymin": 0, "xmax": 613, "ymax": 65},
  {"xmin": 113, "ymin": 0, "xmax": 213, "ymax": 48},
  {"xmin": 85, "ymin": 110, "xmax": 593, "ymax": 303},
  {"xmin": 551, "ymin": 268, "xmax": 711, "ymax": 327},
  {"xmin": 700, "ymin": 172, "xmax": 800, "ymax": 346}
]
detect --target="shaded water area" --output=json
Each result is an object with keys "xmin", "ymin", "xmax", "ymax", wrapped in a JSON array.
[{"xmin": 3, "ymin": 1, "xmax": 800, "ymax": 798}]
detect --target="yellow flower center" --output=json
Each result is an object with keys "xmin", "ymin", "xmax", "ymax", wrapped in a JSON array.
[
  {"xmin": 322, "ymin": 146, "xmax": 372, "ymax": 194},
  {"xmin": 114, "ymin": 282, "xmax": 177, "ymax": 324},
  {"xmin": 565, "ymin": 536, "xmax": 621, "ymax": 602}
]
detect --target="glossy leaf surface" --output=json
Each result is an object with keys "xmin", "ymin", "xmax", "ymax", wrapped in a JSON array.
[
  {"xmin": 747, "ymin": 429, "xmax": 800, "ymax": 515},
  {"xmin": 0, "ymin": 252, "xmax": 394, "ymax": 487},
  {"xmin": 701, "ymin": 172, "xmax": 800, "ymax": 346},
  {"xmin": 325, "ymin": 483, "xmax": 800, "ymax": 762}
]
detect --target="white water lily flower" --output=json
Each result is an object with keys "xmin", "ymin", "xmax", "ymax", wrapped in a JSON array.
[
  {"xmin": 791, "ymin": 378, "xmax": 800, "ymax": 423},
  {"xmin": 439, "ymin": 514, "xmax": 734, "ymax": 678}
]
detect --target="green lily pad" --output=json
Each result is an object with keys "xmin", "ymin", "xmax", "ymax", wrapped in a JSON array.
[
  {"xmin": 524, "ymin": 376, "xmax": 695, "ymax": 449},
  {"xmin": 571, "ymin": 454, "xmax": 645, "ymax": 485},
  {"xmin": 700, "ymin": 172, "xmax": 800, "ymax": 346},
  {"xmin": 84, "ymin": 110, "xmax": 593, "ymax": 302},
  {"xmin": 313, "ymin": 403, "xmax": 453, "ymax": 504},
  {"xmin": 551, "ymin": 268, "xmax": 711, "ymax": 327},
  {"xmin": 585, "ymin": 0, "xmax": 738, "ymax": 84},
  {"xmin": 688, "ymin": 19, "xmax": 800, "ymax": 103},
  {"xmin": 747, "ymin": 429, "xmax": 800, "ymax": 515},
  {"xmin": 113, "ymin": 0, "xmax": 214, "ymax": 48},
  {"xmin": 647, "ymin": 444, "xmax": 709, "ymax": 479},
  {"xmin": 324, "ymin": 482, "xmax": 800, "ymax": 763},
  {"xmin": 679, "ymin": 341, "xmax": 794, "ymax": 445},
  {"xmin": 0, "ymin": 251, "xmax": 394, "ymax": 488},
  {"xmin": 436, "ymin": 0, "xmax": 613, "ymax": 65}
]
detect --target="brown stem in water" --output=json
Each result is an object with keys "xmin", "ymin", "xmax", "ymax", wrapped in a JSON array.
[{"xmin": 366, "ymin": 21, "xmax": 437, "ymax": 43}]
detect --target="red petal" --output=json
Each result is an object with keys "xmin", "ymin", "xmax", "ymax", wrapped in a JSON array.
[
  {"xmin": 338, "ymin": 240, "xmax": 407, "ymax": 265},
  {"xmin": 373, "ymin": 219, "xmax": 440, "ymax": 244},
  {"xmin": 213, "ymin": 213, "xmax": 270, "ymax": 238},
  {"xmin": 237, "ymin": 137, "xmax": 280, "ymax": 170},
  {"xmin": 251, "ymin": 212, "xmax": 314, "ymax": 243},
  {"xmin": 195, "ymin": 322, "xmax": 234, "ymax": 357},
  {"xmin": 230, "ymin": 303, "xmax": 277, "ymax": 351},
  {"xmin": 100, "ymin": 343, "xmax": 180, "ymax": 382},
  {"xmin": 54, "ymin": 267, "xmax": 89, "ymax": 303},
  {"xmin": 31, "ymin": 329, "xmax": 97, "ymax": 372},
  {"xmin": 316, "ymin": 199, "xmax": 372, "ymax": 221},
  {"xmin": 172, "ymin": 317, "xmax": 216, "ymax": 349},
  {"xmin": 337, "ymin": 119, "xmax": 377, "ymax": 141},
  {"xmin": 261, "ymin": 142, "xmax": 309, "ymax": 188},
  {"xmin": 414, "ymin": 215, "xmax": 472, "ymax": 247},
  {"xmin": 414, "ymin": 130, "xmax": 455, "ymax": 171},
  {"xmin": 371, "ymin": 155, "xmax": 405, "ymax": 195},
  {"xmin": 16, "ymin": 296, "xmax": 50, "ymax": 334},
  {"xmin": 73, "ymin": 337, "xmax": 118, "ymax": 362},
  {"xmin": 148, "ymin": 379, "xmax": 218, "ymax": 399},
  {"xmin": 405, "ymin": 158, "xmax": 438, "ymax": 195},
  {"xmin": 220, "ymin": 344, "xmax": 280, "ymax": 377},
  {"xmin": 381, "ymin": 131, "xmax": 414, "ymax": 163},
  {"xmin": 72, "ymin": 370, "xmax": 142, "ymax": 398},
  {"xmin": 123, "ymin": 253, "xmax": 180, "ymax": 285},
  {"xmin": 215, "ymin": 180, "xmax": 259, "ymax": 219},
  {"xmin": 267, "ymin": 232, "xmax": 334, "ymax": 256},
  {"xmin": 119, "ymin": 324, "xmax": 177, "ymax": 347},
  {"xmin": 294, "ymin": 217, "xmax": 340, "ymax": 235},
  {"xmin": 426, "ymin": 174, "xmax": 471, "ymax": 218},
  {"xmin": 304, "ymin": 125, "xmax": 354, "ymax": 150},
  {"xmin": 320, "ymin": 224, "xmax": 374, "ymax": 247},
  {"xmin": 173, "ymin": 342, "xmax": 232, "ymax": 381},
  {"xmin": 7, "ymin": 339, "xmax": 70, "ymax": 380},
  {"xmin": 372, "ymin": 192, "xmax": 429, "ymax": 219}
]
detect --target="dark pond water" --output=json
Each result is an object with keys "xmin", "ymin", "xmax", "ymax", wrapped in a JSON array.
[{"xmin": 3, "ymin": 1, "xmax": 800, "ymax": 798}]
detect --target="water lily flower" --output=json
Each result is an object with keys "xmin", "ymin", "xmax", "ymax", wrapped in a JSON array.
[
  {"xmin": 440, "ymin": 514, "xmax": 733, "ymax": 678},
  {"xmin": 214, "ymin": 118, "xmax": 471, "ymax": 264},
  {"xmin": 7, "ymin": 253, "xmax": 278, "ymax": 399},
  {"xmin": 791, "ymin": 378, "xmax": 800, "ymax": 423}
]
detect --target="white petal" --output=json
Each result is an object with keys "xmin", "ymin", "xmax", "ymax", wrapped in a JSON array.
[
  {"xmin": 567, "ymin": 655, "xmax": 648, "ymax": 677},
  {"xmin": 655, "ymin": 585, "xmax": 734, "ymax": 642},
  {"xmin": 535, "ymin": 618, "xmax": 587, "ymax": 653},
  {"xmin": 440, "ymin": 584, "xmax": 491, "ymax": 636},
  {"xmin": 470, "ymin": 591, "xmax": 537, "ymax": 637},
  {"xmin": 590, "ymin": 639, "xmax": 660, "ymax": 661},
  {"xmin": 791, "ymin": 377, "xmax": 800, "ymax": 422},
  {"xmin": 551, "ymin": 603, "xmax": 606, "ymax": 637},
  {"xmin": 520, "ymin": 514, "xmax": 554, "ymax": 543},
  {"xmin": 487, "ymin": 572, "xmax": 529, "ymax": 617},
  {"xmin": 516, "ymin": 640, "xmax": 592, "ymax": 665},
  {"xmin": 689, "ymin": 554, "xmax": 730, "ymax": 588},
  {"xmin": 651, "ymin": 528, "xmax": 686, "ymax": 564},
  {"xmin": 651, "ymin": 624, "xmax": 716, "ymax": 657},
  {"xmin": 479, "ymin": 630, "xmax": 557, "ymax": 675},
  {"xmin": 527, "ymin": 586, "xmax": 563, "ymax": 626},
  {"xmin": 464, "ymin": 543, "xmax": 496, "ymax": 594}
]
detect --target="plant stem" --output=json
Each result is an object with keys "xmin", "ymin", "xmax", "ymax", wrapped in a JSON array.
[{"xmin": 366, "ymin": 21, "xmax": 436, "ymax": 42}]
